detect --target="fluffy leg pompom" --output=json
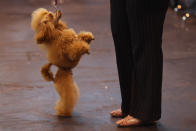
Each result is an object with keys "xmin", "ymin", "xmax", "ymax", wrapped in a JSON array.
[
  {"xmin": 54, "ymin": 69, "xmax": 79, "ymax": 117},
  {"xmin": 78, "ymin": 31, "xmax": 95, "ymax": 44},
  {"xmin": 55, "ymin": 99, "xmax": 73, "ymax": 117}
]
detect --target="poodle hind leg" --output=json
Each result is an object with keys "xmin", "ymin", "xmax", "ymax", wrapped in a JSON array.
[
  {"xmin": 55, "ymin": 98, "xmax": 73, "ymax": 117},
  {"xmin": 54, "ymin": 69, "xmax": 79, "ymax": 117}
]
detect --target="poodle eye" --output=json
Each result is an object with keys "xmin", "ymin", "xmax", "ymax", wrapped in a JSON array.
[
  {"xmin": 48, "ymin": 14, "xmax": 54, "ymax": 19},
  {"xmin": 43, "ymin": 21, "xmax": 47, "ymax": 24}
]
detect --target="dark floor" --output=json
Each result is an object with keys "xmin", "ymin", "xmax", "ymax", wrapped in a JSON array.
[{"xmin": 0, "ymin": 0, "xmax": 196, "ymax": 131}]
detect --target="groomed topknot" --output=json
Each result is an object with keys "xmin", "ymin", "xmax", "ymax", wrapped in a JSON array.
[{"xmin": 31, "ymin": 8, "xmax": 48, "ymax": 30}]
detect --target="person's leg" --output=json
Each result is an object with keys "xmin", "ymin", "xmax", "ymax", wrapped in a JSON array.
[
  {"xmin": 116, "ymin": 1, "xmax": 169, "ymax": 126},
  {"xmin": 110, "ymin": 0, "xmax": 133, "ymax": 117},
  {"xmin": 123, "ymin": 0, "xmax": 169, "ymax": 122}
]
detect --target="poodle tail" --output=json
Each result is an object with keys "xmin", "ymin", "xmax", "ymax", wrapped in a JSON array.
[{"xmin": 41, "ymin": 63, "xmax": 54, "ymax": 82}]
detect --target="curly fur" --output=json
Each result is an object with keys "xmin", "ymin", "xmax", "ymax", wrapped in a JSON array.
[{"xmin": 31, "ymin": 8, "xmax": 94, "ymax": 116}]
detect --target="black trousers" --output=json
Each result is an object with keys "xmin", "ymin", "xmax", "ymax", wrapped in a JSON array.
[{"xmin": 110, "ymin": 0, "xmax": 169, "ymax": 121}]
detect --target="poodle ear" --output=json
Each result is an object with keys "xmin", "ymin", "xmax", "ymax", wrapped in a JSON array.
[
  {"xmin": 35, "ymin": 20, "xmax": 56, "ymax": 44},
  {"xmin": 31, "ymin": 8, "xmax": 57, "ymax": 44}
]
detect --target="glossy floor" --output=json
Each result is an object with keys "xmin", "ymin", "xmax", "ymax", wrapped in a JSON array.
[{"xmin": 0, "ymin": 0, "xmax": 195, "ymax": 131}]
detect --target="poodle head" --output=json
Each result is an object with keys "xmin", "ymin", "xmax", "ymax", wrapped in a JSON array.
[
  {"xmin": 31, "ymin": 8, "xmax": 61, "ymax": 31},
  {"xmin": 31, "ymin": 8, "xmax": 66, "ymax": 44}
]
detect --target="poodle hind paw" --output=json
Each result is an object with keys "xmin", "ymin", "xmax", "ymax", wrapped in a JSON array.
[{"xmin": 56, "ymin": 111, "xmax": 73, "ymax": 117}]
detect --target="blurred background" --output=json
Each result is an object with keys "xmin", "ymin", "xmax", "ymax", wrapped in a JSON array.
[
  {"xmin": 170, "ymin": 0, "xmax": 196, "ymax": 11},
  {"xmin": 170, "ymin": 0, "xmax": 196, "ymax": 21},
  {"xmin": 0, "ymin": 0, "xmax": 195, "ymax": 131}
]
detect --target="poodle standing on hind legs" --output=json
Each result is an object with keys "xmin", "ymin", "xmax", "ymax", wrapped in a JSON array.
[{"xmin": 31, "ymin": 8, "xmax": 94, "ymax": 116}]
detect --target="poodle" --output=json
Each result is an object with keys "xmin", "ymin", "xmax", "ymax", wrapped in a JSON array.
[{"xmin": 31, "ymin": 8, "xmax": 94, "ymax": 116}]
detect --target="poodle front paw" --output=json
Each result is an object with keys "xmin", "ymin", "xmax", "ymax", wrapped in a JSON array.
[{"xmin": 78, "ymin": 32, "xmax": 95, "ymax": 44}]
